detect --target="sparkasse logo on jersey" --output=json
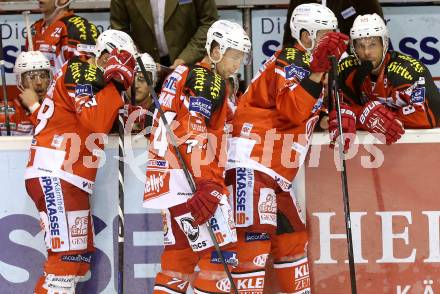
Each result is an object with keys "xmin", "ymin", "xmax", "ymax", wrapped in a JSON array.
[{"xmin": 235, "ymin": 168, "xmax": 247, "ymax": 225}]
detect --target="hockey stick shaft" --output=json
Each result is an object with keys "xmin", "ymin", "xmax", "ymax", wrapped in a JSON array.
[
  {"xmin": 117, "ymin": 106, "xmax": 125, "ymax": 294},
  {"xmin": 23, "ymin": 11, "xmax": 34, "ymax": 51},
  {"xmin": 329, "ymin": 55, "xmax": 357, "ymax": 294},
  {"xmin": 0, "ymin": 28, "xmax": 11, "ymax": 136},
  {"xmin": 159, "ymin": 64, "xmax": 173, "ymax": 75},
  {"xmin": 136, "ymin": 56, "xmax": 238, "ymax": 294}
]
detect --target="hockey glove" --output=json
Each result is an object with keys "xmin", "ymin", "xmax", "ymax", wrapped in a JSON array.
[
  {"xmin": 186, "ymin": 180, "xmax": 225, "ymax": 226},
  {"xmin": 358, "ymin": 101, "xmax": 405, "ymax": 144},
  {"xmin": 328, "ymin": 104, "xmax": 357, "ymax": 152},
  {"xmin": 310, "ymin": 32, "xmax": 349, "ymax": 73},
  {"xmin": 104, "ymin": 48, "xmax": 136, "ymax": 91}
]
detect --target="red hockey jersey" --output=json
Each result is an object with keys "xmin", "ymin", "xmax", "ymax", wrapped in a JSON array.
[
  {"xmin": 143, "ymin": 63, "xmax": 230, "ymax": 209},
  {"xmin": 226, "ymin": 44, "xmax": 324, "ymax": 191},
  {"xmin": 0, "ymin": 99, "xmax": 35, "ymax": 136},
  {"xmin": 25, "ymin": 56, "xmax": 124, "ymax": 194},
  {"xmin": 27, "ymin": 11, "xmax": 99, "ymax": 75},
  {"xmin": 338, "ymin": 51, "xmax": 440, "ymax": 129}
]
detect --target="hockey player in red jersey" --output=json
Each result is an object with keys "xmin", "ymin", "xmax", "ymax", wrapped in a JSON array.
[
  {"xmin": 332, "ymin": 14, "xmax": 440, "ymax": 150},
  {"xmin": 0, "ymin": 51, "xmax": 51, "ymax": 136},
  {"xmin": 24, "ymin": 29, "xmax": 137, "ymax": 293},
  {"xmin": 124, "ymin": 53, "xmax": 157, "ymax": 133},
  {"xmin": 143, "ymin": 20, "xmax": 251, "ymax": 293},
  {"xmin": 224, "ymin": 4, "xmax": 348, "ymax": 293},
  {"xmin": 27, "ymin": 0, "xmax": 99, "ymax": 74}
]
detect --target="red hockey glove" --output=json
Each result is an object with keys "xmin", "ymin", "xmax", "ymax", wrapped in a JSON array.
[
  {"xmin": 328, "ymin": 104, "xmax": 357, "ymax": 152},
  {"xmin": 104, "ymin": 48, "xmax": 136, "ymax": 91},
  {"xmin": 310, "ymin": 32, "xmax": 349, "ymax": 73},
  {"xmin": 186, "ymin": 180, "xmax": 225, "ymax": 226},
  {"xmin": 358, "ymin": 101, "xmax": 405, "ymax": 144}
]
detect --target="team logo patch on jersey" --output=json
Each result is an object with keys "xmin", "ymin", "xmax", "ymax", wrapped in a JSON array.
[
  {"xmin": 61, "ymin": 253, "xmax": 92, "ymax": 263},
  {"xmin": 258, "ymin": 188, "xmax": 277, "ymax": 226},
  {"xmin": 144, "ymin": 169, "xmax": 171, "ymax": 200},
  {"xmin": 147, "ymin": 159, "xmax": 169, "ymax": 169},
  {"xmin": 68, "ymin": 210, "xmax": 89, "ymax": 251},
  {"xmin": 75, "ymin": 84, "xmax": 93, "ymax": 98},
  {"xmin": 179, "ymin": 217, "xmax": 199, "ymax": 242},
  {"xmin": 163, "ymin": 75, "xmax": 178, "ymax": 94},
  {"xmin": 285, "ymin": 64, "xmax": 310, "ymax": 81},
  {"xmin": 211, "ymin": 251, "xmax": 238, "ymax": 266},
  {"xmin": 253, "ymin": 253, "xmax": 269, "ymax": 267},
  {"xmin": 189, "ymin": 96, "xmax": 212, "ymax": 118},
  {"xmin": 245, "ymin": 232, "xmax": 270, "ymax": 242},
  {"xmin": 410, "ymin": 87, "xmax": 426, "ymax": 104},
  {"xmin": 161, "ymin": 210, "xmax": 176, "ymax": 246},
  {"xmin": 235, "ymin": 168, "xmax": 254, "ymax": 227},
  {"xmin": 40, "ymin": 176, "xmax": 69, "ymax": 252},
  {"xmin": 188, "ymin": 115, "xmax": 207, "ymax": 135}
]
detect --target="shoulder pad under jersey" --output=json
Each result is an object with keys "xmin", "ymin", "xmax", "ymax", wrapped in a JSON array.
[
  {"xmin": 386, "ymin": 51, "xmax": 427, "ymax": 86},
  {"xmin": 276, "ymin": 47, "xmax": 312, "ymax": 82},
  {"xmin": 64, "ymin": 57, "xmax": 105, "ymax": 93},
  {"xmin": 62, "ymin": 14, "xmax": 99, "ymax": 45},
  {"xmin": 337, "ymin": 55, "xmax": 360, "ymax": 78},
  {"xmin": 184, "ymin": 65, "xmax": 227, "ymax": 118}
]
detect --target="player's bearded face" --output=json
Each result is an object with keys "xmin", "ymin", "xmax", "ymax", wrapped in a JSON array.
[
  {"xmin": 39, "ymin": 0, "xmax": 57, "ymax": 15},
  {"xmin": 216, "ymin": 48, "xmax": 245, "ymax": 79},
  {"xmin": 353, "ymin": 37, "xmax": 384, "ymax": 70},
  {"xmin": 22, "ymin": 70, "xmax": 51, "ymax": 100}
]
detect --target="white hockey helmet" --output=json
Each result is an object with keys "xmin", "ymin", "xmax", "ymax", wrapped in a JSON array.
[
  {"xmin": 94, "ymin": 29, "xmax": 137, "ymax": 59},
  {"xmin": 205, "ymin": 20, "xmax": 251, "ymax": 64},
  {"xmin": 136, "ymin": 52, "xmax": 157, "ymax": 85},
  {"xmin": 13, "ymin": 51, "xmax": 51, "ymax": 89},
  {"xmin": 290, "ymin": 3, "xmax": 338, "ymax": 51},
  {"xmin": 350, "ymin": 14, "xmax": 389, "ymax": 69}
]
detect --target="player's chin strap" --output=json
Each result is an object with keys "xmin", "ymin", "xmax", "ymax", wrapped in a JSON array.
[{"xmin": 44, "ymin": 0, "xmax": 74, "ymax": 25}]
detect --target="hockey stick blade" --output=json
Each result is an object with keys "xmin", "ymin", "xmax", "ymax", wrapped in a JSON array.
[{"xmin": 135, "ymin": 56, "xmax": 239, "ymax": 294}]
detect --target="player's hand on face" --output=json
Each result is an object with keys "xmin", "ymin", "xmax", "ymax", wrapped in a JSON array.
[
  {"xmin": 310, "ymin": 32, "xmax": 349, "ymax": 73},
  {"xmin": 19, "ymin": 88, "xmax": 40, "ymax": 110},
  {"xmin": 103, "ymin": 48, "xmax": 136, "ymax": 91}
]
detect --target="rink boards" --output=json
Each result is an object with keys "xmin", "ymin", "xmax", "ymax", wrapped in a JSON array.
[{"xmin": 0, "ymin": 130, "xmax": 439, "ymax": 293}]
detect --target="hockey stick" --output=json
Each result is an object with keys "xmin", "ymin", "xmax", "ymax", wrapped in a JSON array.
[
  {"xmin": 329, "ymin": 56, "xmax": 357, "ymax": 294},
  {"xmin": 23, "ymin": 11, "xmax": 34, "ymax": 51},
  {"xmin": 117, "ymin": 101, "xmax": 126, "ymax": 293},
  {"xmin": 0, "ymin": 27, "xmax": 11, "ymax": 136},
  {"xmin": 159, "ymin": 64, "xmax": 173, "ymax": 75},
  {"xmin": 136, "ymin": 56, "xmax": 239, "ymax": 294}
]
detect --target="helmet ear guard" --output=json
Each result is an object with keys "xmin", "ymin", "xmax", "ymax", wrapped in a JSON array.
[
  {"xmin": 205, "ymin": 20, "xmax": 251, "ymax": 65},
  {"xmin": 290, "ymin": 3, "xmax": 338, "ymax": 51},
  {"xmin": 136, "ymin": 53, "xmax": 157, "ymax": 86}
]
